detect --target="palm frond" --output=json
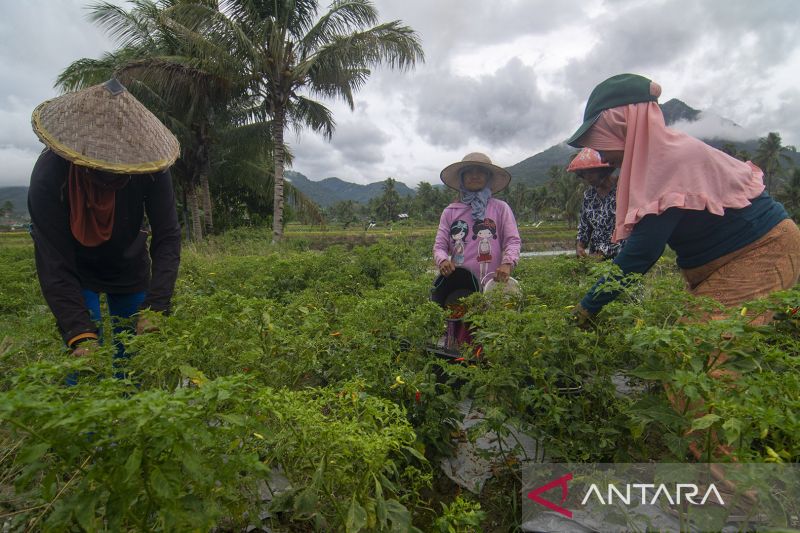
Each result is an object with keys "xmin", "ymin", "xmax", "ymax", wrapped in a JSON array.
[
  {"xmin": 55, "ymin": 57, "xmax": 117, "ymax": 92},
  {"xmin": 165, "ymin": 2, "xmax": 258, "ymax": 82},
  {"xmin": 117, "ymin": 57, "xmax": 234, "ymax": 112},
  {"xmin": 55, "ymin": 48, "xmax": 143, "ymax": 91},
  {"xmin": 317, "ymin": 21, "xmax": 424, "ymax": 71},
  {"xmin": 285, "ymin": 182, "xmax": 324, "ymax": 224},
  {"xmin": 302, "ymin": 66, "xmax": 367, "ymax": 108},
  {"xmin": 298, "ymin": 21, "xmax": 423, "ymax": 107},
  {"xmin": 87, "ymin": 0, "xmax": 162, "ymax": 49},
  {"xmin": 123, "ymin": 78, "xmax": 191, "ymax": 140},
  {"xmin": 287, "ymin": 96, "xmax": 335, "ymax": 138},
  {"xmin": 299, "ymin": 0, "xmax": 378, "ymax": 53}
]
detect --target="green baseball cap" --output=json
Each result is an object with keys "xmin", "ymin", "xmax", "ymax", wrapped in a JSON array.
[{"xmin": 566, "ymin": 73, "xmax": 659, "ymax": 148}]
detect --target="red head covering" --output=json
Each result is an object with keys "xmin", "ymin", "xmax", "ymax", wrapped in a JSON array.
[
  {"xmin": 578, "ymin": 102, "xmax": 765, "ymax": 241},
  {"xmin": 68, "ymin": 164, "xmax": 130, "ymax": 246}
]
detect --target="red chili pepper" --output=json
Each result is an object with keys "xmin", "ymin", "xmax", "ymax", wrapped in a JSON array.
[
  {"xmin": 415, "ymin": 390, "xmax": 421, "ymax": 404},
  {"xmin": 790, "ymin": 307, "xmax": 799, "ymax": 316},
  {"xmin": 243, "ymin": 367, "xmax": 250, "ymax": 373}
]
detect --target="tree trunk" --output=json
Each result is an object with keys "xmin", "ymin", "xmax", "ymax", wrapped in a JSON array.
[
  {"xmin": 201, "ymin": 174, "xmax": 214, "ymax": 234},
  {"xmin": 272, "ymin": 111, "xmax": 286, "ymax": 244},
  {"xmin": 188, "ymin": 184, "xmax": 203, "ymax": 241},
  {"xmin": 181, "ymin": 185, "xmax": 190, "ymax": 239}
]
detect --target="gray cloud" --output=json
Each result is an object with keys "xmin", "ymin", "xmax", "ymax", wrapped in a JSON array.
[
  {"xmin": 2, "ymin": 0, "xmax": 800, "ymax": 188},
  {"xmin": 0, "ymin": 97, "xmax": 42, "ymax": 153},
  {"xmin": 373, "ymin": 0, "xmax": 587, "ymax": 66},
  {"xmin": 671, "ymin": 112, "xmax": 754, "ymax": 142},
  {"xmin": 289, "ymin": 114, "xmax": 392, "ymax": 182},
  {"xmin": 562, "ymin": 2, "xmax": 704, "ymax": 99},
  {"xmin": 329, "ymin": 119, "xmax": 391, "ymax": 165},
  {"xmin": 561, "ymin": 0, "xmax": 800, "ymax": 144},
  {"xmin": 414, "ymin": 57, "xmax": 574, "ymax": 150},
  {"xmin": 288, "ymin": 133, "xmax": 340, "ymax": 180},
  {"xmin": 745, "ymin": 88, "xmax": 800, "ymax": 145},
  {"xmin": 0, "ymin": 146, "xmax": 42, "ymax": 186},
  {"xmin": 0, "ymin": 0, "xmax": 116, "ymax": 186}
]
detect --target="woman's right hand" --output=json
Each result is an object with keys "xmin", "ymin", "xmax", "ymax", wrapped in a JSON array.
[
  {"xmin": 439, "ymin": 259, "xmax": 456, "ymax": 276},
  {"xmin": 72, "ymin": 340, "xmax": 99, "ymax": 357}
]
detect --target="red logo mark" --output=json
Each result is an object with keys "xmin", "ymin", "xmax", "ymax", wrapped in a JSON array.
[{"xmin": 527, "ymin": 472, "xmax": 573, "ymax": 518}]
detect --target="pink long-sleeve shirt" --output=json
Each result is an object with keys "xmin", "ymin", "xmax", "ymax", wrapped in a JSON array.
[{"xmin": 433, "ymin": 199, "xmax": 522, "ymax": 282}]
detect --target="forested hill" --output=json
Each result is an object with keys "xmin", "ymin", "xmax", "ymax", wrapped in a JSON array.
[
  {"xmin": 0, "ymin": 186, "xmax": 28, "ymax": 216},
  {"xmin": 0, "ymin": 173, "xmax": 416, "ymax": 216},
  {"xmin": 285, "ymin": 171, "xmax": 415, "ymax": 207}
]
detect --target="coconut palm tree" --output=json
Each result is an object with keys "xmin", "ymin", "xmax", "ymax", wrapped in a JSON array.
[
  {"xmin": 754, "ymin": 132, "xmax": 796, "ymax": 194},
  {"xmin": 57, "ymin": 0, "xmax": 242, "ymax": 239},
  {"xmin": 547, "ymin": 165, "xmax": 584, "ymax": 227},
  {"xmin": 778, "ymin": 168, "xmax": 800, "ymax": 221},
  {"xmin": 57, "ymin": 0, "xmax": 323, "ymax": 239},
  {"xmin": 191, "ymin": 0, "xmax": 424, "ymax": 242},
  {"xmin": 377, "ymin": 177, "xmax": 400, "ymax": 222}
]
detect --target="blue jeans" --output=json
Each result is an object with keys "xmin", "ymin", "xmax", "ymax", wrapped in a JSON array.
[{"xmin": 67, "ymin": 290, "xmax": 146, "ymax": 383}]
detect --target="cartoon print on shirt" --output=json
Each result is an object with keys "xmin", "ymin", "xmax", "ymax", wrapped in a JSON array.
[
  {"xmin": 472, "ymin": 218, "xmax": 497, "ymax": 281},
  {"xmin": 450, "ymin": 219, "xmax": 469, "ymax": 266}
]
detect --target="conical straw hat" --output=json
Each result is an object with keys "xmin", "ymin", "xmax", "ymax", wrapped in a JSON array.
[{"xmin": 31, "ymin": 79, "xmax": 180, "ymax": 174}]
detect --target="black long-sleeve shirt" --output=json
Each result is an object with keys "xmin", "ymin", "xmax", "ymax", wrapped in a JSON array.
[
  {"xmin": 580, "ymin": 192, "xmax": 788, "ymax": 312},
  {"xmin": 28, "ymin": 149, "xmax": 181, "ymax": 345}
]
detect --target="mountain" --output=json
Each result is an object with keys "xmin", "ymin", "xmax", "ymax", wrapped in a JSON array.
[
  {"xmin": 659, "ymin": 98, "xmax": 701, "ymax": 124},
  {"xmin": 504, "ymin": 143, "xmax": 575, "ymax": 187},
  {"xmin": 0, "ymin": 186, "xmax": 29, "ymax": 216},
  {"xmin": 504, "ymin": 99, "xmax": 800, "ymax": 187},
  {"xmin": 285, "ymin": 171, "xmax": 415, "ymax": 207},
  {"xmin": 1, "ymin": 173, "xmax": 417, "ymax": 217}
]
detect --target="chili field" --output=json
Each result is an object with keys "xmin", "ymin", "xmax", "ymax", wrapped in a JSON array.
[{"xmin": 0, "ymin": 227, "xmax": 799, "ymax": 531}]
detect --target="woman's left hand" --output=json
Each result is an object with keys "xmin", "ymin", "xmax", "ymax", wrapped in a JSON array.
[
  {"xmin": 571, "ymin": 304, "xmax": 595, "ymax": 330},
  {"xmin": 136, "ymin": 316, "xmax": 158, "ymax": 335},
  {"xmin": 494, "ymin": 263, "xmax": 513, "ymax": 282}
]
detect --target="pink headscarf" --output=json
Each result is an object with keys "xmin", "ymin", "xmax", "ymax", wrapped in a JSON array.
[{"xmin": 578, "ymin": 102, "xmax": 765, "ymax": 242}]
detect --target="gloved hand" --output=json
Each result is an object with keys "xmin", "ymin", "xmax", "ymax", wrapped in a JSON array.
[{"xmin": 571, "ymin": 303, "xmax": 596, "ymax": 330}]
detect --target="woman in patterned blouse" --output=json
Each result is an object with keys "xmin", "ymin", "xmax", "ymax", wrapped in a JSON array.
[{"xmin": 568, "ymin": 148, "xmax": 621, "ymax": 259}]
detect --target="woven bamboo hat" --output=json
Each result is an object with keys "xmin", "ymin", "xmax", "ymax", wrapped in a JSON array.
[
  {"xmin": 440, "ymin": 152, "xmax": 511, "ymax": 194},
  {"xmin": 31, "ymin": 79, "xmax": 180, "ymax": 174}
]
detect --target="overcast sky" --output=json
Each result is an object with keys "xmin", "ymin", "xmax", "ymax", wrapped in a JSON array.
[{"xmin": 2, "ymin": 0, "xmax": 800, "ymax": 187}]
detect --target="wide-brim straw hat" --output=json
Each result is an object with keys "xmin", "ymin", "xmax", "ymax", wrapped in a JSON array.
[
  {"xmin": 440, "ymin": 152, "xmax": 511, "ymax": 194},
  {"xmin": 31, "ymin": 79, "xmax": 180, "ymax": 174}
]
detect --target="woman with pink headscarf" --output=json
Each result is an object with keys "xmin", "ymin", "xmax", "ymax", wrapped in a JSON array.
[{"xmin": 566, "ymin": 74, "xmax": 800, "ymax": 323}]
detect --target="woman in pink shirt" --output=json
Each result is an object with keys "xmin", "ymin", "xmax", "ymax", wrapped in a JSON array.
[{"xmin": 433, "ymin": 153, "xmax": 522, "ymax": 286}]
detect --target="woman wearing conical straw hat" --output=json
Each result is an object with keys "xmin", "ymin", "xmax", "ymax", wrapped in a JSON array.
[{"xmin": 28, "ymin": 79, "xmax": 181, "ymax": 374}]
